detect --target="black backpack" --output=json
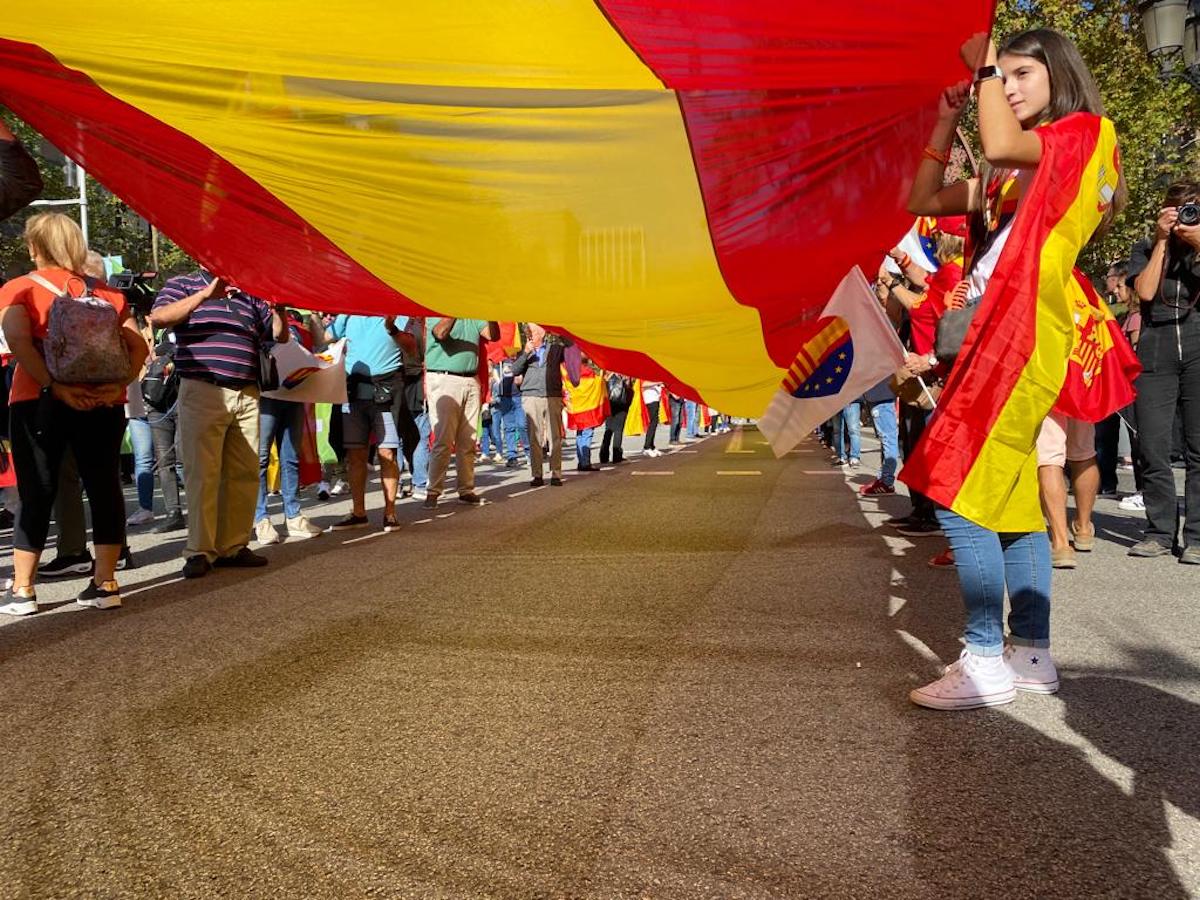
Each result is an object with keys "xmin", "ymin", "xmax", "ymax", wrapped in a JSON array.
[{"xmin": 141, "ymin": 343, "xmax": 179, "ymax": 412}]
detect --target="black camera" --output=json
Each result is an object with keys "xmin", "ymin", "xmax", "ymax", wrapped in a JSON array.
[
  {"xmin": 110, "ymin": 271, "xmax": 158, "ymax": 316},
  {"xmin": 1178, "ymin": 202, "xmax": 1200, "ymax": 227}
]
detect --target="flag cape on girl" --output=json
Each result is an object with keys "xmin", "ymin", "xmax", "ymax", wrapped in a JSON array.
[{"xmin": 899, "ymin": 113, "xmax": 1122, "ymax": 532}]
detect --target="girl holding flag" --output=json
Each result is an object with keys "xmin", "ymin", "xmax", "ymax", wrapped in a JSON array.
[{"xmin": 900, "ymin": 29, "xmax": 1124, "ymax": 710}]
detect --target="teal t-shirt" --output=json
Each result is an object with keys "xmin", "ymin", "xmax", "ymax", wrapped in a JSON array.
[{"xmin": 425, "ymin": 318, "xmax": 486, "ymax": 374}]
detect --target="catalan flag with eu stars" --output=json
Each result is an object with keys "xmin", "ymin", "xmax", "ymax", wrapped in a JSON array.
[{"xmin": 759, "ymin": 267, "xmax": 907, "ymax": 455}]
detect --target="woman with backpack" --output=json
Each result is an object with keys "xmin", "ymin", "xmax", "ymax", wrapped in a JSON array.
[
  {"xmin": 0, "ymin": 212, "xmax": 148, "ymax": 615},
  {"xmin": 599, "ymin": 372, "xmax": 633, "ymax": 464}
]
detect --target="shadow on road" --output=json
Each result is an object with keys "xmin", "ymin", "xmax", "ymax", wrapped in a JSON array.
[{"xmin": 875, "ymin": 475, "xmax": 1189, "ymax": 895}]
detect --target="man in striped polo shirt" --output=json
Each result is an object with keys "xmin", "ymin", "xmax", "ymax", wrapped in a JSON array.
[{"xmin": 151, "ymin": 271, "xmax": 289, "ymax": 579}]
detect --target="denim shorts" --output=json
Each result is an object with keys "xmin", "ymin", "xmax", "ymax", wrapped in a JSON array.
[{"xmin": 341, "ymin": 399, "xmax": 399, "ymax": 449}]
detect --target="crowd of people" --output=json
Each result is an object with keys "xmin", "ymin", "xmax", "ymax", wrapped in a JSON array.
[{"xmin": 0, "ymin": 131, "xmax": 730, "ymax": 615}]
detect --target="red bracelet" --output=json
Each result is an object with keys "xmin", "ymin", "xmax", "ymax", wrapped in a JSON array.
[
  {"xmin": 898, "ymin": 253, "xmax": 912, "ymax": 270},
  {"xmin": 922, "ymin": 145, "xmax": 951, "ymax": 165}
]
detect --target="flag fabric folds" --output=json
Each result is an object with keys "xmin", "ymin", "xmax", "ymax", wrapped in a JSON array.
[
  {"xmin": 758, "ymin": 267, "xmax": 907, "ymax": 456},
  {"xmin": 0, "ymin": 1, "xmax": 992, "ymax": 417},
  {"xmin": 1052, "ymin": 270, "xmax": 1141, "ymax": 423},
  {"xmin": 899, "ymin": 114, "xmax": 1122, "ymax": 532}
]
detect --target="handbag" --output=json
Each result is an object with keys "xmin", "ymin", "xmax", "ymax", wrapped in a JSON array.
[
  {"xmin": 933, "ymin": 305, "xmax": 977, "ymax": 367},
  {"xmin": 28, "ymin": 273, "xmax": 130, "ymax": 384}
]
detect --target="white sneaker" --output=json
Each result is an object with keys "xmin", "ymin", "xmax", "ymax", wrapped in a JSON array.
[
  {"xmin": 1003, "ymin": 644, "xmax": 1059, "ymax": 694},
  {"xmin": 255, "ymin": 518, "xmax": 281, "ymax": 545},
  {"xmin": 329, "ymin": 478, "xmax": 349, "ymax": 497},
  {"xmin": 1119, "ymin": 492, "xmax": 1145, "ymax": 511},
  {"xmin": 491, "ymin": 453, "xmax": 505, "ymax": 464},
  {"xmin": 286, "ymin": 514, "xmax": 322, "ymax": 539},
  {"xmin": 910, "ymin": 650, "xmax": 1016, "ymax": 710},
  {"xmin": 126, "ymin": 507, "xmax": 155, "ymax": 526},
  {"xmin": 0, "ymin": 587, "xmax": 38, "ymax": 617},
  {"xmin": 644, "ymin": 448, "xmax": 661, "ymax": 458}
]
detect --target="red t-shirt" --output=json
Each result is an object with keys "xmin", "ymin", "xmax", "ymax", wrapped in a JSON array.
[
  {"xmin": 0, "ymin": 267, "xmax": 130, "ymax": 403},
  {"xmin": 909, "ymin": 260, "xmax": 963, "ymax": 356}
]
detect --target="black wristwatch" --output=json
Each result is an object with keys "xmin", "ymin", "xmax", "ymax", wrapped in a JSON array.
[{"xmin": 975, "ymin": 65, "xmax": 1003, "ymax": 84}]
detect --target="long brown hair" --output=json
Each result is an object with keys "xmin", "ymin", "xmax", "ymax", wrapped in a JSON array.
[{"xmin": 992, "ymin": 29, "xmax": 1127, "ymax": 235}]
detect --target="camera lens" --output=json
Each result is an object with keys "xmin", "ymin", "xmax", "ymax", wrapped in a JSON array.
[{"xmin": 1178, "ymin": 203, "xmax": 1200, "ymax": 227}]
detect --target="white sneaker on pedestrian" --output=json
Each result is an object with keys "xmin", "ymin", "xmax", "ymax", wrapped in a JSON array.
[
  {"xmin": 255, "ymin": 518, "xmax": 281, "ymax": 546},
  {"xmin": 329, "ymin": 478, "xmax": 349, "ymax": 497},
  {"xmin": 644, "ymin": 448, "xmax": 661, "ymax": 458},
  {"xmin": 1003, "ymin": 644, "xmax": 1059, "ymax": 694},
  {"xmin": 910, "ymin": 650, "xmax": 1016, "ymax": 710},
  {"xmin": 126, "ymin": 507, "xmax": 155, "ymax": 526},
  {"xmin": 491, "ymin": 452, "xmax": 505, "ymax": 464},
  {"xmin": 286, "ymin": 514, "xmax": 322, "ymax": 539},
  {"xmin": 1119, "ymin": 492, "xmax": 1145, "ymax": 511}
]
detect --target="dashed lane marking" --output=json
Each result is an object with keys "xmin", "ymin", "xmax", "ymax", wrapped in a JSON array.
[
  {"xmin": 341, "ymin": 530, "xmax": 390, "ymax": 545},
  {"xmin": 510, "ymin": 486, "xmax": 548, "ymax": 497},
  {"xmin": 632, "ymin": 471, "xmax": 675, "ymax": 476},
  {"xmin": 717, "ymin": 470, "xmax": 762, "ymax": 476}
]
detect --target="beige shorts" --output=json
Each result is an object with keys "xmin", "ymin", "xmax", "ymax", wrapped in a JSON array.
[{"xmin": 1036, "ymin": 411, "xmax": 1095, "ymax": 468}]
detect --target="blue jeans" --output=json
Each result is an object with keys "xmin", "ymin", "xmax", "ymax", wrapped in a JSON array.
[
  {"xmin": 868, "ymin": 400, "xmax": 899, "ymax": 486},
  {"xmin": 833, "ymin": 401, "xmax": 861, "ymax": 461},
  {"xmin": 128, "ymin": 416, "xmax": 155, "ymax": 512},
  {"xmin": 479, "ymin": 407, "xmax": 502, "ymax": 456},
  {"xmin": 684, "ymin": 400, "xmax": 699, "ymax": 439},
  {"xmin": 576, "ymin": 427, "xmax": 594, "ymax": 467},
  {"xmin": 935, "ymin": 508, "xmax": 1052, "ymax": 656},
  {"xmin": 256, "ymin": 397, "xmax": 303, "ymax": 521},
  {"xmin": 499, "ymin": 394, "xmax": 528, "ymax": 460},
  {"xmin": 412, "ymin": 411, "xmax": 431, "ymax": 489}
]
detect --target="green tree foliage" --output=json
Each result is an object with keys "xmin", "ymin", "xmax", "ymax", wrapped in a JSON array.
[
  {"xmin": 991, "ymin": 0, "xmax": 1200, "ymax": 273},
  {"xmin": 1, "ymin": 111, "xmax": 193, "ymax": 281}
]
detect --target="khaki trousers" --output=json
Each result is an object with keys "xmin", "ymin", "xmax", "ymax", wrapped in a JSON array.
[
  {"xmin": 177, "ymin": 378, "xmax": 260, "ymax": 562},
  {"xmin": 522, "ymin": 395, "xmax": 564, "ymax": 478},
  {"xmin": 426, "ymin": 372, "xmax": 481, "ymax": 497}
]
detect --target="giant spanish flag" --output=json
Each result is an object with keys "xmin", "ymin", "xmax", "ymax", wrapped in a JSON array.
[
  {"xmin": 0, "ymin": 2, "xmax": 992, "ymax": 415},
  {"xmin": 899, "ymin": 113, "xmax": 1121, "ymax": 532}
]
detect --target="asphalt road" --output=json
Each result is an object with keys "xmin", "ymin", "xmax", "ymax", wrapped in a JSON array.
[{"xmin": 0, "ymin": 427, "xmax": 1196, "ymax": 899}]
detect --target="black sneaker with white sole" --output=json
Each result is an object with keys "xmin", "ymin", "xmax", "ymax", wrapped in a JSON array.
[
  {"xmin": 330, "ymin": 513, "xmax": 370, "ymax": 530},
  {"xmin": 38, "ymin": 552, "xmax": 94, "ymax": 579},
  {"xmin": 76, "ymin": 579, "xmax": 122, "ymax": 610}
]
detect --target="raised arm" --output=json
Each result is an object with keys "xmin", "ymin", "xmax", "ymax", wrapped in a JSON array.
[
  {"xmin": 0, "ymin": 121, "xmax": 44, "ymax": 220},
  {"xmin": 150, "ymin": 276, "xmax": 224, "ymax": 328}
]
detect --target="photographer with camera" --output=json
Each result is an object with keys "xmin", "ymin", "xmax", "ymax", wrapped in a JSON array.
[{"xmin": 1126, "ymin": 181, "xmax": 1200, "ymax": 564}]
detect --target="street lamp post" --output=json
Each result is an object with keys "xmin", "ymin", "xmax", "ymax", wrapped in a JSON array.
[{"xmin": 1140, "ymin": 0, "xmax": 1200, "ymax": 90}]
